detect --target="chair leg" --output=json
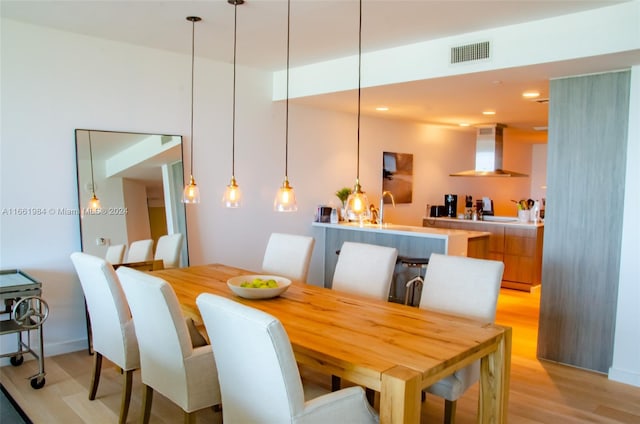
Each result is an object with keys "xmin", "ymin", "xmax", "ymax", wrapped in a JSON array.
[
  {"xmin": 88, "ymin": 352, "xmax": 102, "ymax": 400},
  {"xmin": 331, "ymin": 375, "xmax": 341, "ymax": 392},
  {"xmin": 141, "ymin": 384, "xmax": 153, "ymax": 424},
  {"xmin": 444, "ymin": 399, "xmax": 457, "ymax": 424},
  {"xmin": 118, "ymin": 369, "xmax": 134, "ymax": 424},
  {"xmin": 365, "ymin": 388, "xmax": 375, "ymax": 407}
]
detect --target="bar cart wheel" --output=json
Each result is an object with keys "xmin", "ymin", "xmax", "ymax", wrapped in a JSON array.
[
  {"xmin": 30, "ymin": 376, "xmax": 46, "ymax": 389},
  {"xmin": 10, "ymin": 355, "xmax": 24, "ymax": 366}
]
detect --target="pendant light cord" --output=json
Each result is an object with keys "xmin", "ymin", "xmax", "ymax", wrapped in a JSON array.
[
  {"xmin": 232, "ymin": 2, "xmax": 238, "ymax": 178},
  {"xmin": 356, "ymin": 0, "xmax": 362, "ymax": 181},
  {"xmin": 189, "ymin": 17, "xmax": 196, "ymax": 178},
  {"xmin": 285, "ymin": 0, "xmax": 290, "ymax": 179},
  {"xmin": 88, "ymin": 131, "xmax": 96, "ymax": 193}
]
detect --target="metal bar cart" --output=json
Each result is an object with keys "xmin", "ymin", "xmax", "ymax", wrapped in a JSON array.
[{"xmin": 0, "ymin": 269, "xmax": 48, "ymax": 389}]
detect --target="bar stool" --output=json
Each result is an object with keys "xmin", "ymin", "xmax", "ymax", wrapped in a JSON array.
[{"xmin": 397, "ymin": 256, "xmax": 429, "ymax": 306}]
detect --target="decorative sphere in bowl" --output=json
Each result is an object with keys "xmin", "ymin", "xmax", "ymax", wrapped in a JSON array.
[{"xmin": 227, "ymin": 275, "xmax": 292, "ymax": 299}]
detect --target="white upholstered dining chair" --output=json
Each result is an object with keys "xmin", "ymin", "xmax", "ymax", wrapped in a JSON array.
[
  {"xmin": 332, "ymin": 241, "xmax": 398, "ymax": 300},
  {"xmin": 196, "ymin": 293, "xmax": 379, "ymax": 424},
  {"xmin": 330, "ymin": 241, "xmax": 398, "ymax": 395},
  {"xmin": 154, "ymin": 233, "xmax": 183, "ymax": 268},
  {"xmin": 70, "ymin": 252, "xmax": 140, "ymax": 424},
  {"xmin": 105, "ymin": 244, "xmax": 126, "ymax": 265},
  {"xmin": 126, "ymin": 239, "xmax": 153, "ymax": 263},
  {"xmin": 418, "ymin": 253, "xmax": 504, "ymax": 424},
  {"xmin": 261, "ymin": 232, "xmax": 315, "ymax": 283},
  {"xmin": 116, "ymin": 266, "xmax": 221, "ymax": 424}
]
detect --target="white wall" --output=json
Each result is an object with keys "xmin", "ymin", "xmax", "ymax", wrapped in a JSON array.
[
  {"xmin": 0, "ymin": 19, "xmax": 196, "ymax": 356},
  {"xmin": 1, "ymin": 18, "xmax": 638, "ymax": 387},
  {"xmin": 530, "ymin": 144, "xmax": 548, "ymax": 204}
]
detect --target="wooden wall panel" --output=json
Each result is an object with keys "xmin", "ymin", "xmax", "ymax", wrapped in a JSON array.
[{"xmin": 538, "ymin": 71, "xmax": 630, "ymax": 372}]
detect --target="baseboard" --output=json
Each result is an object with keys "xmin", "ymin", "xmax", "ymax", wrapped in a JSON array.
[
  {"xmin": 0, "ymin": 338, "xmax": 87, "ymax": 367},
  {"xmin": 609, "ymin": 366, "xmax": 640, "ymax": 387}
]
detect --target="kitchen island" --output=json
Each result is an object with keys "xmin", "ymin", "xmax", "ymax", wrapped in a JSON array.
[
  {"xmin": 423, "ymin": 216, "xmax": 544, "ymax": 291},
  {"xmin": 312, "ymin": 222, "xmax": 490, "ymax": 299}
]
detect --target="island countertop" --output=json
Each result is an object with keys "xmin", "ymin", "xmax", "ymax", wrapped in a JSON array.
[{"xmin": 311, "ymin": 222, "xmax": 491, "ymax": 291}]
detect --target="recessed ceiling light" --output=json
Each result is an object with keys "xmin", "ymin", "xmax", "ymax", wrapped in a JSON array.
[
  {"xmin": 375, "ymin": 106, "xmax": 389, "ymax": 111},
  {"xmin": 523, "ymin": 91, "xmax": 540, "ymax": 98},
  {"xmin": 459, "ymin": 123, "xmax": 470, "ymax": 127},
  {"xmin": 482, "ymin": 110, "xmax": 496, "ymax": 115}
]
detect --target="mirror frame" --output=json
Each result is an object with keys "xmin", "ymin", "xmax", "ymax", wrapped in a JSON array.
[{"xmin": 74, "ymin": 129, "xmax": 189, "ymax": 266}]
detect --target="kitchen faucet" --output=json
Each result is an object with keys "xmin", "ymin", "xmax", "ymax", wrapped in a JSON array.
[{"xmin": 379, "ymin": 191, "xmax": 395, "ymax": 225}]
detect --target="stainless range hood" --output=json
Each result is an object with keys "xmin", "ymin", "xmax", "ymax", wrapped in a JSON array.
[{"xmin": 450, "ymin": 124, "xmax": 528, "ymax": 177}]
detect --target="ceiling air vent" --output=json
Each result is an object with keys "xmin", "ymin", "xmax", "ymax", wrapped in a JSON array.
[{"xmin": 450, "ymin": 41, "xmax": 490, "ymax": 64}]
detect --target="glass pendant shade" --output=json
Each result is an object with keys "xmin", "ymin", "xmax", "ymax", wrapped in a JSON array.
[
  {"xmin": 274, "ymin": 0, "xmax": 298, "ymax": 213},
  {"xmin": 223, "ymin": 1, "xmax": 244, "ymax": 208},
  {"xmin": 345, "ymin": 179, "xmax": 371, "ymax": 222},
  {"xmin": 182, "ymin": 174, "xmax": 201, "ymax": 204},
  {"xmin": 87, "ymin": 193, "xmax": 101, "ymax": 211},
  {"xmin": 274, "ymin": 177, "xmax": 297, "ymax": 212},
  {"xmin": 222, "ymin": 176, "xmax": 241, "ymax": 208},
  {"xmin": 183, "ymin": 16, "xmax": 202, "ymax": 205}
]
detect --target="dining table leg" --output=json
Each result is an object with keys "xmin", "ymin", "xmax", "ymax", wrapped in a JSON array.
[
  {"xmin": 479, "ymin": 326, "xmax": 512, "ymax": 423},
  {"xmin": 380, "ymin": 365, "xmax": 422, "ymax": 424}
]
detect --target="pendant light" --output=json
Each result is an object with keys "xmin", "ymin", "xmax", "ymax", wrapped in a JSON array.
[
  {"xmin": 344, "ymin": 0, "xmax": 371, "ymax": 223},
  {"xmin": 222, "ymin": 0, "xmax": 243, "ymax": 208},
  {"xmin": 87, "ymin": 131, "xmax": 101, "ymax": 211},
  {"xmin": 182, "ymin": 16, "xmax": 202, "ymax": 204},
  {"xmin": 273, "ymin": 0, "xmax": 298, "ymax": 212}
]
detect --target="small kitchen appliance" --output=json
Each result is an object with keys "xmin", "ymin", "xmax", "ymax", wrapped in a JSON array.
[
  {"xmin": 444, "ymin": 194, "xmax": 457, "ymax": 218},
  {"xmin": 429, "ymin": 205, "xmax": 446, "ymax": 217},
  {"xmin": 481, "ymin": 196, "xmax": 494, "ymax": 216}
]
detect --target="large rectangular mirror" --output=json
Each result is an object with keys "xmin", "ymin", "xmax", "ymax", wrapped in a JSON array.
[{"xmin": 74, "ymin": 129, "xmax": 189, "ymax": 267}]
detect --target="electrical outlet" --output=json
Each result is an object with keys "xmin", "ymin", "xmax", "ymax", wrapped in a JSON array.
[{"xmin": 96, "ymin": 237, "xmax": 106, "ymax": 246}]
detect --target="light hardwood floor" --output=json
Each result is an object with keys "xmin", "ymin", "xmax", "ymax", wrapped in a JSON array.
[{"xmin": 1, "ymin": 289, "xmax": 639, "ymax": 423}]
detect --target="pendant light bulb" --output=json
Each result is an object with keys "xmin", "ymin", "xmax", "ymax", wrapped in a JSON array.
[
  {"xmin": 223, "ymin": 0, "xmax": 244, "ymax": 208},
  {"xmin": 183, "ymin": 16, "xmax": 202, "ymax": 204},
  {"xmin": 345, "ymin": 179, "xmax": 371, "ymax": 223},
  {"xmin": 222, "ymin": 176, "xmax": 242, "ymax": 208},
  {"xmin": 274, "ymin": 177, "xmax": 298, "ymax": 212},
  {"xmin": 183, "ymin": 174, "xmax": 201, "ymax": 204},
  {"xmin": 88, "ymin": 193, "xmax": 101, "ymax": 212},
  {"xmin": 86, "ymin": 131, "xmax": 101, "ymax": 212},
  {"xmin": 345, "ymin": 0, "xmax": 370, "ymax": 224},
  {"xmin": 274, "ymin": 0, "xmax": 298, "ymax": 212}
]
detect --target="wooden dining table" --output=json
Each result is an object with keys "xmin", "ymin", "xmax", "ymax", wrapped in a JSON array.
[{"xmin": 152, "ymin": 264, "xmax": 511, "ymax": 424}]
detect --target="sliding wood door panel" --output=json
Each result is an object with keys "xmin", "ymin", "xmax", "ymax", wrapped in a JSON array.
[{"xmin": 538, "ymin": 71, "xmax": 630, "ymax": 373}]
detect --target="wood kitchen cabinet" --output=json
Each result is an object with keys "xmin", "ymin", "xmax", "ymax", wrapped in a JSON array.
[{"xmin": 423, "ymin": 217, "xmax": 543, "ymax": 291}]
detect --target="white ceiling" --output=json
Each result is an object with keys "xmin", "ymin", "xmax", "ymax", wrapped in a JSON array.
[{"xmin": 2, "ymin": 0, "xmax": 637, "ymax": 139}]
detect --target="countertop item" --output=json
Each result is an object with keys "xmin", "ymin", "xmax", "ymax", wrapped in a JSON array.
[{"xmin": 226, "ymin": 274, "xmax": 291, "ymax": 299}]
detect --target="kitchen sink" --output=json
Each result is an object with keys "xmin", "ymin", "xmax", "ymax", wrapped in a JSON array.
[{"xmin": 482, "ymin": 216, "xmax": 518, "ymax": 222}]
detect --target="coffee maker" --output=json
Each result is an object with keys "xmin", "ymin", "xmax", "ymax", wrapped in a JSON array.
[{"xmin": 444, "ymin": 194, "xmax": 458, "ymax": 217}]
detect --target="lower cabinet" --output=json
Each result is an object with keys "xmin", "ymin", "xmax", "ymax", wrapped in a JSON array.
[{"xmin": 423, "ymin": 218, "xmax": 544, "ymax": 292}]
